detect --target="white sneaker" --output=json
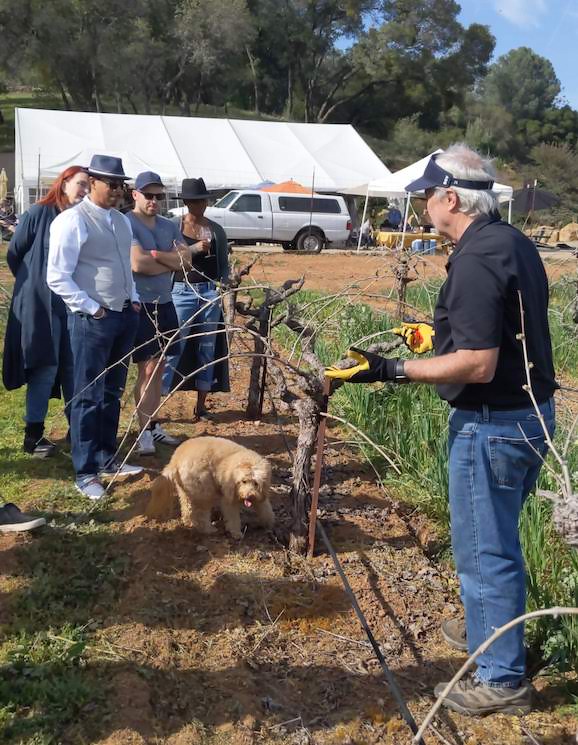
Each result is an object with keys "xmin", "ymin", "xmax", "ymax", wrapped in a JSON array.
[
  {"xmin": 151, "ymin": 423, "xmax": 180, "ymax": 446},
  {"xmin": 99, "ymin": 461, "xmax": 144, "ymax": 478},
  {"xmin": 75, "ymin": 476, "xmax": 106, "ymax": 501},
  {"xmin": 136, "ymin": 429, "xmax": 156, "ymax": 456}
]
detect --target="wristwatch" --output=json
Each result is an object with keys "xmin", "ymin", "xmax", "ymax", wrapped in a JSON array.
[{"xmin": 395, "ymin": 359, "xmax": 410, "ymax": 383}]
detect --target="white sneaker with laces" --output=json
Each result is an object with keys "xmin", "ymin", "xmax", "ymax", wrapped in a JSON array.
[
  {"xmin": 136, "ymin": 429, "xmax": 156, "ymax": 456},
  {"xmin": 75, "ymin": 476, "xmax": 106, "ymax": 500},
  {"xmin": 151, "ymin": 423, "xmax": 180, "ymax": 446}
]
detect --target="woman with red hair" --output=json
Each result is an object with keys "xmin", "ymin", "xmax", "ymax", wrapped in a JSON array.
[{"xmin": 3, "ymin": 166, "xmax": 89, "ymax": 457}]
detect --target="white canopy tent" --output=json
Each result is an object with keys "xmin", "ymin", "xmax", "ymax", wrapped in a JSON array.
[
  {"xmin": 344, "ymin": 149, "xmax": 514, "ymax": 202},
  {"xmin": 14, "ymin": 108, "xmax": 392, "ymax": 212},
  {"xmin": 344, "ymin": 149, "xmax": 515, "ymax": 250}
]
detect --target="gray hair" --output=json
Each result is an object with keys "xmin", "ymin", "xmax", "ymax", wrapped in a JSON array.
[{"xmin": 433, "ymin": 144, "xmax": 499, "ymax": 216}]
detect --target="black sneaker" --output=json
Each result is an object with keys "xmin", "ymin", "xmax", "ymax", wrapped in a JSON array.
[
  {"xmin": 0, "ymin": 503, "xmax": 46, "ymax": 533},
  {"xmin": 23, "ymin": 422, "xmax": 56, "ymax": 458},
  {"xmin": 23, "ymin": 436, "xmax": 57, "ymax": 459}
]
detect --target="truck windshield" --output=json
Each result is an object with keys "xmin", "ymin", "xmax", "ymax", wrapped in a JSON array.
[{"xmin": 214, "ymin": 191, "xmax": 239, "ymax": 208}]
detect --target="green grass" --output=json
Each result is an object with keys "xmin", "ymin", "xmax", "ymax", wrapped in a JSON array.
[
  {"xmin": 0, "ymin": 245, "xmax": 131, "ymax": 742},
  {"xmin": 0, "ymin": 520, "xmax": 129, "ymax": 742}
]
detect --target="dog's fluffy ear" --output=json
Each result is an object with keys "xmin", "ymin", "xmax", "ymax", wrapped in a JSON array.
[
  {"xmin": 253, "ymin": 459, "xmax": 272, "ymax": 499},
  {"xmin": 145, "ymin": 474, "xmax": 176, "ymax": 520}
]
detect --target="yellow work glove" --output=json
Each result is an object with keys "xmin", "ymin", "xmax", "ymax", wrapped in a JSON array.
[
  {"xmin": 325, "ymin": 347, "xmax": 406, "ymax": 384},
  {"xmin": 391, "ymin": 322, "xmax": 434, "ymax": 354}
]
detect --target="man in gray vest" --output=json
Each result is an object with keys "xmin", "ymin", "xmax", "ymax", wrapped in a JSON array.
[{"xmin": 48, "ymin": 155, "xmax": 143, "ymax": 500}]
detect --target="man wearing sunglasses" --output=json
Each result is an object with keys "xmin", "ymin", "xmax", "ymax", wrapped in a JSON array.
[
  {"xmin": 128, "ymin": 171, "xmax": 185, "ymax": 455},
  {"xmin": 47, "ymin": 154, "xmax": 143, "ymax": 500}
]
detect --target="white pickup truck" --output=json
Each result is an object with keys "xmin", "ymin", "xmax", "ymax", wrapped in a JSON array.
[{"xmin": 190, "ymin": 189, "xmax": 352, "ymax": 252}]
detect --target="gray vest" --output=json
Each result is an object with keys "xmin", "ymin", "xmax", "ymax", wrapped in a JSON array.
[{"xmin": 72, "ymin": 200, "xmax": 133, "ymax": 312}]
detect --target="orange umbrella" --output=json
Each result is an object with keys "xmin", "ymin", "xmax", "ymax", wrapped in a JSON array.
[{"xmin": 261, "ymin": 179, "xmax": 313, "ymax": 194}]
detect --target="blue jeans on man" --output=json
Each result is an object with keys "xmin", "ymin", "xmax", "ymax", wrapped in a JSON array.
[
  {"xmin": 25, "ymin": 309, "xmax": 74, "ymax": 424},
  {"xmin": 67, "ymin": 306, "xmax": 139, "ymax": 480},
  {"xmin": 448, "ymin": 398, "xmax": 555, "ymax": 686},
  {"xmin": 162, "ymin": 281, "xmax": 221, "ymax": 394}
]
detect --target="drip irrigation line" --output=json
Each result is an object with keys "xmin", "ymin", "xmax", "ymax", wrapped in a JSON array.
[
  {"xmin": 316, "ymin": 519, "xmax": 426, "ymax": 745},
  {"xmin": 267, "ymin": 381, "xmax": 427, "ymax": 743}
]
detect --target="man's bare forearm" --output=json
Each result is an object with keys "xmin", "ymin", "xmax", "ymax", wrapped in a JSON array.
[
  {"xmin": 404, "ymin": 348, "xmax": 499, "ymax": 385},
  {"xmin": 153, "ymin": 247, "xmax": 192, "ymax": 271}
]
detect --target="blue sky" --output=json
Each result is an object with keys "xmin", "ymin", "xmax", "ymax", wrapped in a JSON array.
[{"xmin": 458, "ymin": 0, "xmax": 578, "ymax": 109}]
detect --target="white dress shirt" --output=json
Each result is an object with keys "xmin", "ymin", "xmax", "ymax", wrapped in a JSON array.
[{"xmin": 47, "ymin": 196, "xmax": 139, "ymax": 315}]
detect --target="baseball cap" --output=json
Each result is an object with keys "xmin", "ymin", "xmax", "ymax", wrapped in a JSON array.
[
  {"xmin": 405, "ymin": 154, "xmax": 494, "ymax": 194},
  {"xmin": 134, "ymin": 171, "xmax": 164, "ymax": 191}
]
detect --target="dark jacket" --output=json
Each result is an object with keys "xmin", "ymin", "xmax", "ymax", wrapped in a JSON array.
[
  {"xmin": 2, "ymin": 203, "xmax": 63, "ymax": 392},
  {"xmin": 168, "ymin": 216, "xmax": 230, "ymax": 393},
  {"xmin": 170, "ymin": 215, "xmax": 229, "ymax": 282}
]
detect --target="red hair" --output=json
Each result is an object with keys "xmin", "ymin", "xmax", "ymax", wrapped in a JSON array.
[{"xmin": 37, "ymin": 165, "xmax": 87, "ymax": 212}]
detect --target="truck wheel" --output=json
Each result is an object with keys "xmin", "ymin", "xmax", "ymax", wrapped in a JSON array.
[{"xmin": 296, "ymin": 229, "xmax": 325, "ymax": 253}]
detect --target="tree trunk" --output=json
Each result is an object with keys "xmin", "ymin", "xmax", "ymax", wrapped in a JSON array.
[
  {"xmin": 222, "ymin": 289, "xmax": 236, "ymax": 331},
  {"xmin": 246, "ymin": 312, "xmax": 270, "ymax": 420},
  {"xmin": 394, "ymin": 249, "xmax": 412, "ymax": 319},
  {"xmin": 91, "ymin": 60, "xmax": 102, "ymax": 113},
  {"xmin": 245, "ymin": 45, "xmax": 260, "ymax": 114},
  {"xmin": 285, "ymin": 66, "xmax": 293, "ymax": 119},
  {"xmin": 126, "ymin": 95, "xmax": 139, "ymax": 115},
  {"xmin": 246, "ymin": 332, "xmax": 265, "ymax": 420},
  {"xmin": 289, "ymin": 397, "xmax": 320, "ymax": 554},
  {"xmin": 55, "ymin": 78, "xmax": 72, "ymax": 110}
]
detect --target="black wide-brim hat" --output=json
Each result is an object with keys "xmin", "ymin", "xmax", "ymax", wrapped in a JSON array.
[
  {"xmin": 178, "ymin": 177, "xmax": 212, "ymax": 200},
  {"xmin": 86, "ymin": 154, "xmax": 131, "ymax": 181}
]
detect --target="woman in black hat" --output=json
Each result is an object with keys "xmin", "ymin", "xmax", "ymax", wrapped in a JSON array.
[{"xmin": 162, "ymin": 178, "xmax": 230, "ymax": 418}]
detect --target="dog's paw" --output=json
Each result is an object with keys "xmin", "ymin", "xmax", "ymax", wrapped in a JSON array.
[{"xmin": 227, "ymin": 528, "xmax": 243, "ymax": 540}]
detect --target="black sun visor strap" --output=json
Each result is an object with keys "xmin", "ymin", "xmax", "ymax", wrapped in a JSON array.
[{"xmin": 430, "ymin": 156, "xmax": 494, "ymax": 190}]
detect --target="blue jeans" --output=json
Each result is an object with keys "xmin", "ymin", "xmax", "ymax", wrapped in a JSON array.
[
  {"xmin": 67, "ymin": 306, "xmax": 139, "ymax": 479},
  {"xmin": 25, "ymin": 310, "xmax": 74, "ymax": 424},
  {"xmin": 448, "ymin": 398, "xmax": 555, "ymax": 687},
  {"xmin": 162, "ymin": 282, "xmax": 222, "ymax": 394}
]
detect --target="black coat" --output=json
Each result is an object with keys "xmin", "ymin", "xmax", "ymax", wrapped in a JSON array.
[{"xmin": 2, "ymin": 203, "xmax": 64, "ymax": 393}]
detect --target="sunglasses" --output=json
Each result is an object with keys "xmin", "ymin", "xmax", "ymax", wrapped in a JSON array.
[
  {"xmin": 95, "ymin": 178, "xmax": 124, "ymax": 190},
  {"xmin": 139, "ymin": 192, "xmax": 166, "ymax": 201}
]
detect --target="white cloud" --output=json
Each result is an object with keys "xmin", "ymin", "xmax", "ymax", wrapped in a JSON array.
[{"xmin": 493, "ymin": 0, "xmax": 547, "ymax": 29}]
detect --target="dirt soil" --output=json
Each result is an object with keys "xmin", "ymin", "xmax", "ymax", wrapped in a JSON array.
[
  {"xmin": 1, "ymin": 249, "xmax": 577, "ymax": 744},
  {"xmin": 232, "ymin": 248, "xmax": 574, "ymax": 303}
]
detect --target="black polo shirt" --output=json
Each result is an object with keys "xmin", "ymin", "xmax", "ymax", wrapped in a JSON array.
[{"xmin": 434, "ymin": 213, "xmax": 557, "ymax": 408}]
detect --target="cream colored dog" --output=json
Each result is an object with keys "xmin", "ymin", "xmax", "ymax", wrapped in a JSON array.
[{"xmin": 146, "ymin": 436, "xmax": 273, "ymax": 539}]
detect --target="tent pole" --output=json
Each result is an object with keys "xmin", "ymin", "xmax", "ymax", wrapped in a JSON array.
[
  {"xmin": 36, "ymin": 150, "xmax": 41, "ymax": 201},
  {"xmin": 357, "ymin": 184, "xmax": 369, "ymax": 253},
  {"xmin": 308, "ymin": 167, "xmax": 315, "ymax": 239},
  {"xmin": 400, "ymin": 192, "xmax": 411, "ymax": 250}
]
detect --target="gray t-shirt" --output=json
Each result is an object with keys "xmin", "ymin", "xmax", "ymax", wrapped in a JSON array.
[{"xmin": 128, "ymin": 212, "xmax": 181, "ymax": 304}]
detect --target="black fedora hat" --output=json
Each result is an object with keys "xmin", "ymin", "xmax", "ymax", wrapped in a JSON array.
[
  {"xmin": 178, "ymin": 177, "xmax": 212, "ymax": 200},
  {"xmin": 87, "ymin": 154, "xmax": 130, "ymax": 181}
]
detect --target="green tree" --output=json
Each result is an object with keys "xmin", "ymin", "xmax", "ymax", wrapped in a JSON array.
[
  {"xmin": 481, "ymin": 47, "xmax": 561, "ymax": 122},
  {"xmin": 336, "ymin": 0, "xmax": 494, "ymax": 135},
  {"xmin": 528, "ymin": 143, "xmax": 578, "ymax": 224}
]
